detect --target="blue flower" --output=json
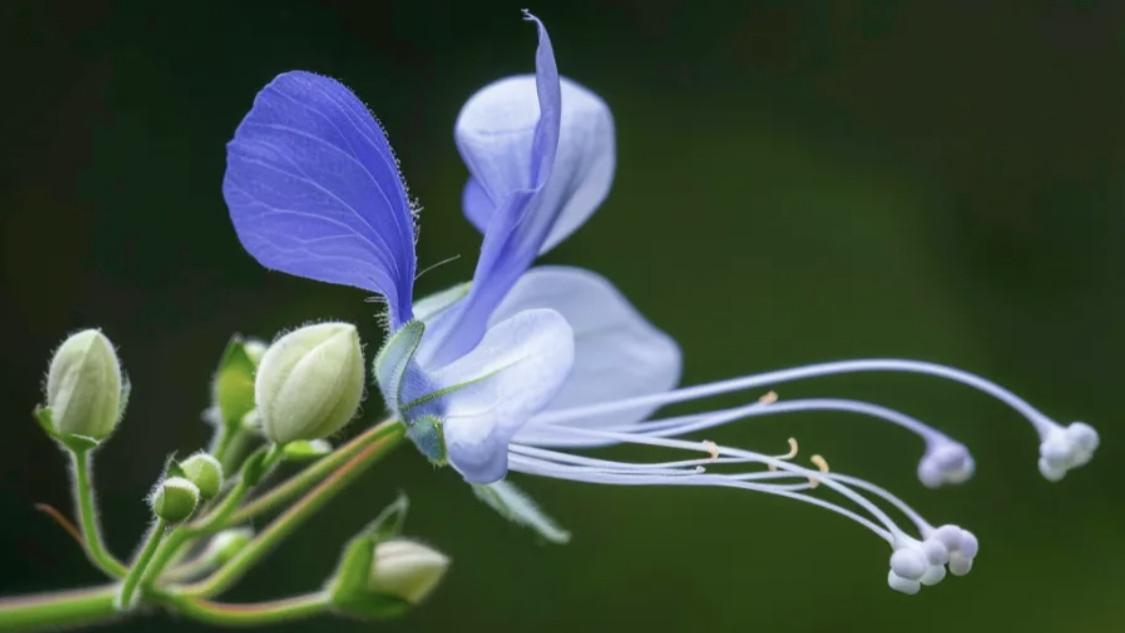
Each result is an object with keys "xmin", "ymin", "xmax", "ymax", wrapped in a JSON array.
[{"xmin": 224, "ymin": 13, "xmax": 1098, "ymax": 593}]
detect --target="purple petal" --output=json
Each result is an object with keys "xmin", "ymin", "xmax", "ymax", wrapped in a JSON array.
[
  {"xmin": 224, "ymin": 71, "xmax": 416, "ymax": 328},
  {"xmin": 421, "ymin": 13, "xmax": 563, "ymax": 366}
]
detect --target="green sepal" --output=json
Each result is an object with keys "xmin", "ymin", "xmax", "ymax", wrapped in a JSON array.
[
  {"xmin": 163, "ymin": 454, "xmax": 186, "ymax": 479},
  {"xmin": 412, "ymin": 281, "xmax": 471, "ymax": 322},
  {"xmin": 472, "ymin": 479, "xmax": 571, "ymax": 544},
  {"xmin": 282, "ymin": 439, "xmax": 332, "ymax": 461},
  {"xmin": 212, "ymin": 336, "xmax": 257, "ymax": 430},
  {"xmin": 328, "ymin": 495, "xmax": 411, "ymax": 620},
  {"xmin": 35, "ymin": 406, "xmax": 101, "ymax": 452},
  {"xmin": 405, "ymin": 416, "xmax": 446, "ymax": 465},
  {"xmin": 373, "ymin": 320, "xmax": 424, "ymax": 412}
]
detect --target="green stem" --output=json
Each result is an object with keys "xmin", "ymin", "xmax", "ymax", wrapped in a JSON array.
[
  {"xmin": 116, "ymin": 518, "xmax": 167, "ymax": 610},
  {"xmin": 230, "ymin": 419, "xmax": 399, "ymax": 524},
  {"xmin": 181, "ymin": 422, "xmax": 406, "ymax": 598},
  {"xmin": 140, "ymin": 446, "xmax": 278, "ymax": 590},
  {"xmin": 69, "ymin": 448, "xmax": 127, "ymax": 578},
  {"xmin": 159, "ymin": 592, "xmax": 330, "ymax": 627},
  {"xmin": 0, "ymin": 586, "xmax": 120, "ymax": 632}
]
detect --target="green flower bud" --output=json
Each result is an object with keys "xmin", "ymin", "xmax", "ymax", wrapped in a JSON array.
[
  {"xmin": 179, "ymin": 453, "xmax": 223, "ymax": 500},
  {"xmin": 204, "ymin": 527, "xmax": 254, "ymax": 565},
  {"xmin": 367, "ymin": 539, "xmax": 450, "ymax": 606},
  {"xmin": 255, "ymin": 322, "xmax": 365, "ymax": 445},
  {"xmin": 44, "ymin": 329, "xmax": 125, "ymax": 441},
  {"xmin": 150, "ymin": 476, "xmax": 200, "ymax": 523}
]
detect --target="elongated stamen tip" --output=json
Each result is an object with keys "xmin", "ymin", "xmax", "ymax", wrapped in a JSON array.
[
  {"xmin": 888, "ymin": 525, "xmax": 978, "ymax": 594},
  {"xmin": 1038, "ymin": 421, "xmax": 1099, "ymax": 482},
  {"xmin": 917, "ymin": 440, "xmax": 975, "ymax": 489}
]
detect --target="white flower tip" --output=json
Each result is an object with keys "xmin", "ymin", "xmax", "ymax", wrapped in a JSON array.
[
  {"xmin": 1038, "ymin": 422, "xmax": 1099, "ymax": 482},
  {"xmin": 888, "ymin": 526, "xmax": 977, "ymax": 593},
  {"xmin": 917, "ymin": 441, "xmax": 975, "ymax": 488}
]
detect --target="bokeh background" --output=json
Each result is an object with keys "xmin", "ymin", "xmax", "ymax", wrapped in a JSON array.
[{"xmin": 2, "ymin": 1, "xmax": 1123, "ymax": 631}]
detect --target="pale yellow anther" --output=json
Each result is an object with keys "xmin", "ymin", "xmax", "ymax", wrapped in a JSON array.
[
  {"xmin": 807, "ymin": 454, "xmax": 830, "ymax": 488},
  {"xmin": 768, "ymin": 437, "xmax": 800, "ymax": 471},
  {"xmin": 758, "ymin": 390, "xmax": 779, "ymax": 405},
  {"xmin": 702, "ymin": 440, "xmax": 720, "ymax": 460}
]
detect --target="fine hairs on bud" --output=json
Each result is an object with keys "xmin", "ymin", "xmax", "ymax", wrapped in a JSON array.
[
  {"xmin": 44, "ymin": 329, "xmax": 125, "ymax": 440},
  {"xmin": 255, "ymin": 322, "xmax": 366, "ymax": 445},
  {"xmin": 368, "ymin": 539, "xmax": 450, "ymax": 605},
  {"xmin": 150, "ymin": 477, "xmax": 200, "ymax": 523},
  {"xmin": 179, "ymin": 453, "xmax": 224, "ymax": 500}
]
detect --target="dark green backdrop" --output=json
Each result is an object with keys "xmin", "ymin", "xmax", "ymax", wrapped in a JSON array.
[{"xmin": 2, "ymin": 2, "xmax": 1122, "ymax": 631}]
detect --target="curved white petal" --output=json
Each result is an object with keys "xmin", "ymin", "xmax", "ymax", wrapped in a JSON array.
[
  {"xmin": 455, "ymin": 75, "xmax": 615, "ymax": 254},
  {"xmin": 485, "ymin": 267, "xmax": 681, "ymax": 446},
  {"xmin": 424, "ymin": 308, "xmax": 575, "ymax": 483}
]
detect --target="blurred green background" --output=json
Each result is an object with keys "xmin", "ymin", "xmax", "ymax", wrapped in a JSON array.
[{"xmin": 2, "ymin": 1, "xmax": 1123, "ymax": 631}]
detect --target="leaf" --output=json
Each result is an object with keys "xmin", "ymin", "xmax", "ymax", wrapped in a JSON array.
[{"xmin": 472, "ymin": 479, "xmax": 570, "ymax": 544}]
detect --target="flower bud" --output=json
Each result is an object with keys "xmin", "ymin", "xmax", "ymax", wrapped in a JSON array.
[
  {"xmin": 204, "ymin": 528, "xmax": 254, "ymax": 565},
  {"xmin": 44, "ymin": 329, "xmax": 125, "ymax": 441},
  {"xmin": 255, "ymin": 323, "xmax": 365, "ymax": 445},
  {"xmin": 179, "ymin": 453, "xmax": 224, "ymax": 500},
  {"xmin": 150, "ymin": 477, "xmax": 200, "ymax": 523},
  {"xmin": 367, "ymin": 539, "xmax": 450, "ymax": 606}
]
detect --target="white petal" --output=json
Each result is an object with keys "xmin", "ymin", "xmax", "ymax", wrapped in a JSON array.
[
  {"xmin": 486, "ymin": 267, "xmax": 681, "ymax": 446},
  {"xmin": 455, "ymin": 76, "xmax": 615, "ymax": 254},
  {"xmin": 427, "ymin": 308, "xmax": 575, "ymax": 483}
]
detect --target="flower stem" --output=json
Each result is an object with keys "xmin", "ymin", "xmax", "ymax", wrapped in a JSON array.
[
  {"xmin": 141, "ymin": 446, "xmax": 283, "ymax": 590},
  {"xmin": 0, "ymin": 586, "xmax": 119, "ymax": 633},
  {"xmin": 230, "ymin": 419, "xmax": 399, "ymax": 524},
  {"xmin": 116, "ymin": 518, "xmax": 167, "ymax": 610},
  {"xmin": 69, "ymin": 448, "xmax": 127, "ymax": 578},
  {"xmin": 181, "ymin": 422, "xmax": 406, "ymax": 598},
  {"xmin": 158, "ymin": 591, "xmax": 330, "ymax": 627}
]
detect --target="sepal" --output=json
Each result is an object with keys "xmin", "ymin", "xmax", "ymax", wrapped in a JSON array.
[
  {"xmin": 329, "ymin": 496, "xmax": 428, "ymax": 620},
  {"xmin": 33, "ymin": 406, "xmax": 100, "ymax": 453},
  {"xmin": 373, "ymin": 320, "xmax": 425, "ymax": 413},
  {"xmin": 283, "ymin": 439, "xmax": 333, "ymax": 462},
  {"xmin": 212, "ymin": 336, "xmax": 260, "ymax": 431},
  {"xmin": 472, "ymin": 479, "xmax": 570, "ymax": 544},
  {"xmin": 405, "ymin": 416, "xmax": 447, "ymax": 466}
]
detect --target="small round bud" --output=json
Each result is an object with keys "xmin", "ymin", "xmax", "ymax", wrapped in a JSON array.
[
  {"xmin": 256, "ymin": 323, "xmax": 365, "ymax": 445},
  {"xmin": 45, "ymin": 329, "xmax": 125, "ymax": 440},
  {"xmin": 150, "ymin": 477, "xmax": 200, "ymax": 523},
  {"xmin": 180, "ymin": 453, "xmax": 224, "ymax": 500},
  {"xmin": 368, "ymin": 539, "xmax": 450, "ymax": 606},
  {"xmin": 204, "ymin": 528, "xmax": 254, "ymax": 565}
]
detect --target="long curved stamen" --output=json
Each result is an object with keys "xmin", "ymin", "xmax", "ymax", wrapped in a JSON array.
[
  {"xmin": 524, "ymin": 425, "xmax": 912, "ymax": 540},
  {"xmin": 533, "ymin": 358, "xmax": 1097, "ymax": 480},
  {"xmin": 508, "ymin": 453, "xmax": 894, "ymax": 542},
  {"xmin": 536, "ymin": 358, "xmax": 1057, "ymax": 433},
  {"xmin": 596, "ymin": 397, "xmax": 973, "ymax": 488}
]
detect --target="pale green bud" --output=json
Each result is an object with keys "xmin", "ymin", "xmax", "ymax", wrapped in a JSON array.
[
  {"xmin": 204, "ymin": 527, "xmax": 254, "ymax": 565},
  {"xmin": 150, "ymin": 476, "xmax": 200, "ymax": 523},
  {"xmin": 44, "ymin": 329, "xmax": 125, "ymax": 441},
  {"xmin": 367, "ymin": 539, "xmax": 450, "ymax": 606},
  {"xmin": 255, "ymin": 322, "xmax": 365, "ymax": 445},
  {"xmin": 179, "ymin": 453, "xmax": 223, "ymax": 500}
]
